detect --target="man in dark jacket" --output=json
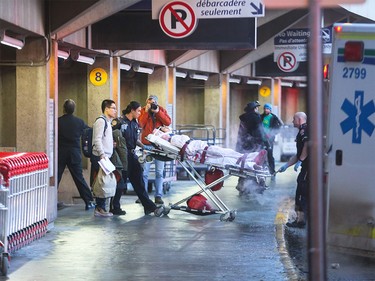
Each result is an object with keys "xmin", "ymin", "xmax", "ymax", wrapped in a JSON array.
[
  {"xmin": 261, "ymin": 103, "xmax": 283, "ymax": 175},
  {"xmin": 58, "ymin": 99, "xmax": 95, "ymax": 210},
  {"xmin": 236, "ymin": 101, "xmax": 266, "ymax": 153},
  {"xmin": 235, "ymin": 101, "xmax": 268, "ymax": 195}
]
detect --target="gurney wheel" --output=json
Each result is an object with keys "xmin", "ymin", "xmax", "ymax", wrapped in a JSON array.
[
  {"xmin": 1, "ymin": 253, "xmax": 9, "ymax": 276},
  {"xmin": 138, "ymin": 156, "xmax": 145, "ymax": 164},
  {"xmin": 228, "ymin": 211, "xmax": 236, "ymax": 221},
  {"xmin": 145, "ymin": 155, "xmax": 153, "ymax": 163},
  {"xmin": 154, "ymin": 206, "xmax": 164, "ymax": 217},
  {"xmin": 163, "ymin": 206, "xmax": 170, "ymax": 215},
  {"xmin": 220, "ymin": 211, "xmax": 236, "ymax": 222}
]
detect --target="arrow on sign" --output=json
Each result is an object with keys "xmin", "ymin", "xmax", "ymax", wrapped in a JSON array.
[{"xmin": 250, "ymin": 2, "xmax": 264, "ymax": 16}]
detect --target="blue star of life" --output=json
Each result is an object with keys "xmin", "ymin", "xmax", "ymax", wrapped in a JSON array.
[{"xmin": 340, "ymin": 91, "xmax": 375, "ymax": 144}]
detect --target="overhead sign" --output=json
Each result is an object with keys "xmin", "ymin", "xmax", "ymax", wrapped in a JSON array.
[
  {"xmin": 159, "ymin": 1, "xmax": 197, "ymax": 38},
  {"xmin": 152, "ymin": 0, "xmax": 264, "ymax": 19},
  {"xmin": 92, "ymin": 11, "xmax": 256, "ymax": 50},
  {"xmin": 274, "ymin": 27, "xmax": 332, "ymax": 63}
]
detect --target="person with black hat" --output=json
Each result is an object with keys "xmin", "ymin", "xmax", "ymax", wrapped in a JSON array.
[
  {"xmin": 235, "ymin": 100, "xmax": 266, "ymax": 153},
  {"xmin": 261, "ymin": 103, "xmax": 283, "ymax": 175},
  {"xmin": 235, "ymin": 101, "xmax": 268, "ymax": 195}
]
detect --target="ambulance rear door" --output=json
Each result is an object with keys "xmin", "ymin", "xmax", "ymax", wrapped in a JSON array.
[{"xmin": 326, "ymin": 23, "xmax": 375, "ymax": 256}]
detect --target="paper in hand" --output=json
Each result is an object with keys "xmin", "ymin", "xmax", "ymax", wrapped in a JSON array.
[{"xmin": 98, "ymin": 157, "xmax": 116, "ymax": 175}]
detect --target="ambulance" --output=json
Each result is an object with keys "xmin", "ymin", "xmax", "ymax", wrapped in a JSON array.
[{"xmin": 326, "ymin": 23, "xmax": 375, "ymax": 256}]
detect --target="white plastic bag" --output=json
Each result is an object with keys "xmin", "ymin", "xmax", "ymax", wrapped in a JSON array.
[{"xmin": 92, "ymin": 167, "xmax": 116, "ymax": 198}]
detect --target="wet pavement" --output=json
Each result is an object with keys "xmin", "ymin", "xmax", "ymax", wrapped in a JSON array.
[{"xmin": 1, "ymin": 167, "xmax": 375, "ymax": 280}]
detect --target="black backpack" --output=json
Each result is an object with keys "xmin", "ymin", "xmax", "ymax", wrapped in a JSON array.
[{"xmin": 81, "ymin": 116, "xmax": 107, "ymax": 158}]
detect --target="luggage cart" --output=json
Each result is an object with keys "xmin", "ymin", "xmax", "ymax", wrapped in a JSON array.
[
  {"xmin": 137, "ymin": 148, "xmax": 177, "ymax": 194},
  {"xmin": 0, "ymin": 152, "xmax": 49, "ymax": 276}
]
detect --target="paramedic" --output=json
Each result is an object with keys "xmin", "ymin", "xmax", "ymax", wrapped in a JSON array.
[
  {"xmin": 121, "ymin": 101, "xmax": 162, "ymax": 215},
  {"xmin": 261, "ymin": 103, "xmax": 283, "ymax": 175},
  {"xmin": 57, "ymin": 99, "xmax": 95, "ymax": 211},
  {"xmin": 278, "ymin": 112, "xmax": 308, "ymax": 228},
  {"xmin": 236, "ymin": 101, "xmax": 267, "ymax": 153},
  {"xmin": 139, "ymin": 95, "xmax": 172, "ymax": 205},
  {"xmin": 90, "ymin": 99, "xmax": 117, "ymax": 217},
  {"xmin": 108, "ymin": 118, "xmax": 128, "ymax": 216}
]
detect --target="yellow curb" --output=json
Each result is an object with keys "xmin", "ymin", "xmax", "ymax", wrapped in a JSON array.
[{"xmin": 275, "ymin": 197, "xmax": 303, "ymax": 281}]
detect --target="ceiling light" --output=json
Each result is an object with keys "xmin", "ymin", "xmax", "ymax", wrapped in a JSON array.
[
  {"xmin": 57, "ymin": 50, "xmax": 70, "ymax": 60},
  {"xmin": 280, "ymin": 81, "xmax": 293, "ymax": 87},
  {"xmin": 246, "ymin": 79, "xmax": 262, "ymax": 85},
  {"xmin": 71, "ymin": 52, "xmax": 95, "ymax": 65},
  {"xmin": 120, "ymin": 63, "xmax": 131, "ymax": 71},
  {"xmin": 296, "ymin": 82, "xmax": 307, "ymax": 88},
  {"xmin": 189, "ymin": 73, "xmax": 209, "ymax": 81},
  {"xmin": 176, "ymin": 71, "xmax": 187, "ymax": 78},
  {"xmin": 133, "ymin": 65, "xmax": 154, "ymax": 74},
  {"xmin": 0, "ymin": 31, "xmax": 24, "ymax": 50},
  {"xmin": 229, "ymin": 77, "xmax": 241, "ymax": 84}
]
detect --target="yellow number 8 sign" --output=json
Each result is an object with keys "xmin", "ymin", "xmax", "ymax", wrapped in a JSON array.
[
  {"xmin": 259, "ymin": 86, "xmax": 271, "ymax": 97},
  {"xmin": 90, "ymin": 68, "xmax": 108, "ymax": 86}
]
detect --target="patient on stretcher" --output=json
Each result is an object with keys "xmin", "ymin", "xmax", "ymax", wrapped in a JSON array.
[{"xmin": 146, "ymin": 129, "xmax": 268, "ymax": 171}]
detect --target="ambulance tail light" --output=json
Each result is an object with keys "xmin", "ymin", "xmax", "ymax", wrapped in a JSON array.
[
  {"xmin": 344, "ymin": 41, "xmax": 364, "ymax": 62},
  {"xmin": 323, "ymin": 64, "xmax": 329, "ymax": 80}
]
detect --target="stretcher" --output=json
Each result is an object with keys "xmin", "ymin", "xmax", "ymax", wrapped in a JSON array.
[{"xmin": 140, "ymin": 134, "xmax": 272, "ymax": 221}]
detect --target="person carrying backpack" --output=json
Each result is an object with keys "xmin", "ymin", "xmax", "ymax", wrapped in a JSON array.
[
  {"xmin": 108, "ymin": 118, "xmax": 128, "ymax": 216},
  {"xmin": 90, "ymin": 99, "xmax": 117, "ymax": 217}
]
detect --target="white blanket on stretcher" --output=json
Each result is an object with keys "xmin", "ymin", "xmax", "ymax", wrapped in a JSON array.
[{"xmin": 147, "ymin": 134, "xmax": 265, "ymax": 171}]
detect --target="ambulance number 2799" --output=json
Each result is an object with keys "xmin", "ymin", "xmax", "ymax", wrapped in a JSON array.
[{"xmin": 342, "ymin": 67, "xmax": 367, "ymax": 79}]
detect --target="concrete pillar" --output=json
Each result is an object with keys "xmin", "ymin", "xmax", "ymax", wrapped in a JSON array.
[
  {"xmin": 16, "ymin": 38, "xmax": 48, "ymax": 152},
  {"xmin": 87, "ymin": 57, "xmax": 114, "ymax": 124},
  {"xmin": 148, "ymin": 66, "xmax": 175, "ymax": 127},
  {"xmin": 148, "ymin": 66, "xmax": 168, "ymax": 107}
]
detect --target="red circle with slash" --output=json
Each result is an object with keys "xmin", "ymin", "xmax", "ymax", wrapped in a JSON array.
[{"xmin": 159, "ymin": 1, "xmax": 197, "ymax": 38}]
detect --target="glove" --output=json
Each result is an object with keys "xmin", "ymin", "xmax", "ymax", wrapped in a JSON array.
[
  {"xmin": 278, "ymin": 164, "xmax": 288, "ymax": 173},
  {"xmin": 294, "ymin": 160, "xmax": 302, "ymax": 172}
]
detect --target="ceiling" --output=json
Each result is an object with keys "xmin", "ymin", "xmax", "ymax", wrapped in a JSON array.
[{"xmin": 2, "ymin": 0, "xmax": 375, "ymax": 77}]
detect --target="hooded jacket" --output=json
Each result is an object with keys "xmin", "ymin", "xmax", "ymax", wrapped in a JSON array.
[{"xmin": 138, "ymin": 105, "xmax": 171, "ymax": 145}]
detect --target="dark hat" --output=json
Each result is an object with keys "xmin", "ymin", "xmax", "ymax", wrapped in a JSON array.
[{"xmin": 244, "ymin": 101, "xmax": 260, "ymax": 112}]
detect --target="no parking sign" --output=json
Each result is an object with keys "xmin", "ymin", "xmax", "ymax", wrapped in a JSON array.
[{"xmin": 159, "ymin": 1, "xmax": 197, "ymax": 38}]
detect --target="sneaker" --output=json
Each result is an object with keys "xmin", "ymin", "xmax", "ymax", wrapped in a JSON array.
[
  {"xmin": 85, "ymin": 202, "xmax": 96, "ymax": 211},
  {"xmin": 155, "ymin": 196, "xmax": 164, "ymax": 205},
  {"xmin": 286, "ymin": 220, "xmax": 306, "ymax": 228},
  {"xmin": 110, "ymin": 208, "xmax": 126, "ymax": 216},
  {"xmin": 94, "ymin": 208, "xmax": 113, "ymax": 217}
]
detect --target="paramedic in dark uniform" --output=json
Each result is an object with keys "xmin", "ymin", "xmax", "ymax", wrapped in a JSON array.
[
  {"xmin": 121, "ymin": 101, "xmax": 161, "ymax": 215},
  {"xmin": 278, "ymin": 112, "xmax": 308, "ymax": 228},
  {"xmin": 57, "ymin": 99, "xmax": 95, "ymax": 210}
]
